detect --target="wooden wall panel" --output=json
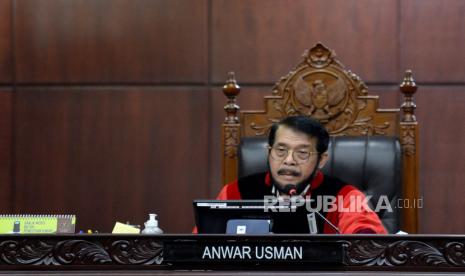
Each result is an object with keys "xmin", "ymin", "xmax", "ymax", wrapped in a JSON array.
[
  {"xmin": 211, "ymin": 0, "xmax": 398, "ymax": 84},
  {"xmin": 0, "ymin": 0, "xmax": 12, "ymax": 83},
  {"xmin": 14, "ymin": 0, "xmax": 207, "ymax": 83},
  {"xmin": 401, "ymin": 0, "xmax": 465, "ymax": 82},
  {"xmin": 416, "ymin": 86, "xmax": 465, "ymax": 233},
  {"xmin": 0, "ymin": 89, "xmax": 12, "ymax": 212},
  {"xmin": 14, "ymin": 87, "xmax": 209, "ymax": 233}
]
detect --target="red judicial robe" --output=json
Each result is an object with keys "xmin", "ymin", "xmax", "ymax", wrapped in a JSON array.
[{"xmin": 216, "ymin": 171, "xmax": 387, "ymax": 234}]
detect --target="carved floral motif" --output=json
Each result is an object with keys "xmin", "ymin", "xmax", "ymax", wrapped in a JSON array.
[
  {"xmin": 250, "ymin": 118, "xmax": 280, "ymax": 136},
  {"xmin": 110, "ymin": 239, "xmax": 162, "ymax": 265},
  {"xmin": 401, "ymin": 125, "xmax": 416, "ymax": 156},
  {"xmin": 0, "ymin": 238, "xmax": 163, "ymax": 266},
  {"xmin": 0, "ymin": 239, "xmax": 54, "ymax": 265},
  {"xmin": 224, "ymin": 126, "xmax": 239, "ymax": 158},
  {"xmin": 345, "ymin": 240, "xmax": 465, "ymax": 267},
  {"xmin": 444, "ymin": 242, "xmax": 465, "ymax": 266},
  {"xmin": 54, "ymin": 240, "xmax": 112, "ymax": 264}
]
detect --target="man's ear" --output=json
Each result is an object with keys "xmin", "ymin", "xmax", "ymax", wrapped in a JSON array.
[{"xmin": 318, "ymin": 151, "xmax": 329, "ymax": 169}]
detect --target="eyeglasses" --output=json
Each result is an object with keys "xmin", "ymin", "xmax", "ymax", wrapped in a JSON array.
[{"xmin": 267, "ymin": 146, "xmax": 318, "ymax": 164}]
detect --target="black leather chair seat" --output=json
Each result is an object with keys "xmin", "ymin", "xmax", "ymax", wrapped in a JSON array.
[{"xmin": 238, "ymin": 136, "xmax": 401, "ymax": 233}]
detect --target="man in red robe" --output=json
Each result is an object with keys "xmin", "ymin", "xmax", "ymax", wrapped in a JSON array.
[{"xmin": 216, "ymin": 116, "xmax": 387, "ymax": 234}]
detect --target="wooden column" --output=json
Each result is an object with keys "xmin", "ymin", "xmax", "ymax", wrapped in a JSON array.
[
  {"xmin": 399, "ymin": 70, "xmax": 419, "ymax": 233},
  {"xmin": 222, "ymin": 72, "xmax": 241, "ymax": 185}
]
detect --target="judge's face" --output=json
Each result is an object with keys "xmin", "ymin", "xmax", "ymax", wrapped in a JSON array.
[{"xmin": 268, "ymin": 126, "xmax": 328, "ymax": 191}]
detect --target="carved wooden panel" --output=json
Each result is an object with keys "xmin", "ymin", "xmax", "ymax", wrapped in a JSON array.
[
  {"xmin": 1, "ymin": 235, "xmax": 465, "ymax": 270},
  {"xmin": 345, "ymin": 239, "xmax": 465, "ymax": 267},
  {"xmin": 400, "ymin": 124, "xmax": 416, "ymax": 156},
  {"xmin": 0, "ymin": 237, "xmax": 162, "ymax": 265},
  {"xmin": 241, "ymin": 43, "xmax": 399, "ymax": 137},
  {"xmin": 223, "ymin": 125, "xmax": 240, "ymax": 159}
]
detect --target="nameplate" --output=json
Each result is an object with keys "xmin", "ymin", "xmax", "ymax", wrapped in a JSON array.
[{"xmin": 163, "ymin": 240, "xmax": 344, "ymax": 265}]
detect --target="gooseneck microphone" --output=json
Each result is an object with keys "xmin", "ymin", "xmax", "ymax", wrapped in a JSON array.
[{"xmin": 283, "ymin": 184, "xmax": 341, "ymax": 234}]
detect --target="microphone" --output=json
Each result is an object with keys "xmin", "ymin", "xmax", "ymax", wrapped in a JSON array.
[
  {"xmin": 283, "ymin": 185, "xmax": 297, "ymax": 196},
  {"xmin": 282, "ymin": 184, "xmax": 340, "ymax": 234}
]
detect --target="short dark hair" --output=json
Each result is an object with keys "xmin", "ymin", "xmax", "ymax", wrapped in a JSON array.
[{"xmin": 268, "ymin": 116, "xmax": 330, "ymax": 154}]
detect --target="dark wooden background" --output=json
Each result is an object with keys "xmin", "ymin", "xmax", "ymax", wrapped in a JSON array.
[{"xmin": 0, "ymin": 0, "xmax": 464, "ymax": 234}]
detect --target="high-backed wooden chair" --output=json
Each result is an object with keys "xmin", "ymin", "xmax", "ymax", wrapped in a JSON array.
[{"xmin": 221, "ymin": 43, "xmax": 419, "ymax": 234}]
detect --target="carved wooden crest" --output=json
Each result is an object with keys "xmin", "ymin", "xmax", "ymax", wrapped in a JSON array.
[{"xmin": 242, "ymin": 43, "xmax": 397, "ymax": 137}]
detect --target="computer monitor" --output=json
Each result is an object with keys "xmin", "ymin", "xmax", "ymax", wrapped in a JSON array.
[{"xmin": 193, "ymin": 199, "xmax": 317, "ymax": 234}]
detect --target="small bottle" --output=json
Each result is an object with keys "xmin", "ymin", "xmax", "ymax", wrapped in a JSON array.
[{"xmin": 141, "ymin": 214, "xmax": 163, "ymax": 234}]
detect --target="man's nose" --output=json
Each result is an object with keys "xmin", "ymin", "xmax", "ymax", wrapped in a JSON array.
[{"xmin": 283, "ymin": 150, "xmax": 297, "ymax": 165}]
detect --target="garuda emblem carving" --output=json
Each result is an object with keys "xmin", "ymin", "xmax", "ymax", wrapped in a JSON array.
[{"xmin": 292, "ymin": 74, "xmax": 348, "ymax": 122}]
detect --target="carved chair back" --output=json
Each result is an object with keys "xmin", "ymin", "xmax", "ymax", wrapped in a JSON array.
[{"xmin": 221, "ymin": 43, "xmax": 419, "ymax": 233}]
